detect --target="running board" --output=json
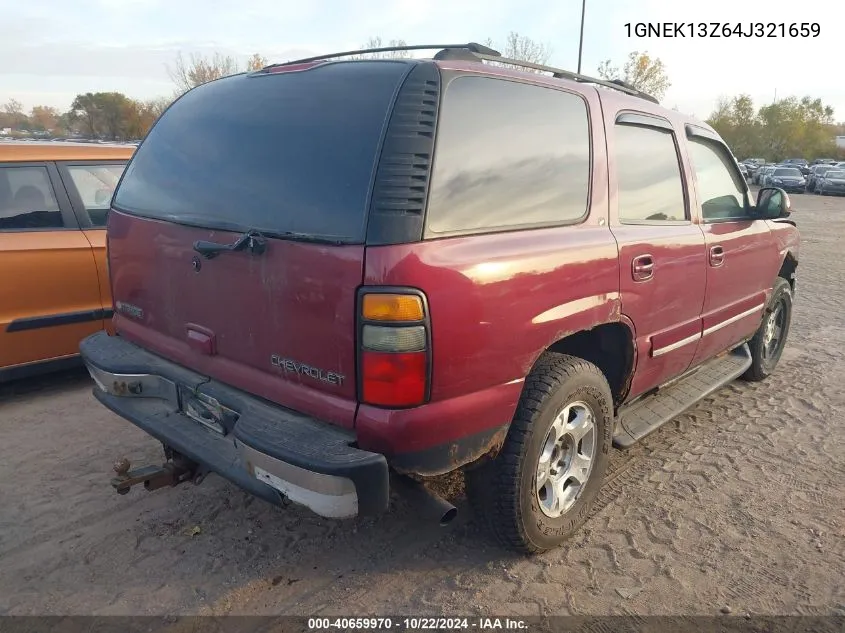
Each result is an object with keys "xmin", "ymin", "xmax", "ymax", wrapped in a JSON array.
[{"xmin": 613, "ymin": 344, "xmax": 752, "ymax": 449}]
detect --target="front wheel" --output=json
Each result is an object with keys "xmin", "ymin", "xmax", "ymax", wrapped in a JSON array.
[
  {"xmin": 466, "ymin": 354, "xmax": 613, "ymax": 553},
  {"xmin": 742, "ymin": 277, "xmax": 793, "ymax": 382}
]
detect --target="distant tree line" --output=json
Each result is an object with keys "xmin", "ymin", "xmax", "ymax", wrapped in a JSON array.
[
  {"xmin": 707, "ymin": 95, "xmax": 845, "ymax": 161},
  {"xmin": 0, "ymin": 53, "xmax": 267, "ymax": 141},
  {"xmin": 4, "ymin": 35, "xmax": 839, "ymax": 154}
]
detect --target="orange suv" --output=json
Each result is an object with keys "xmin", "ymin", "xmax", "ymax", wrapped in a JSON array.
[{"xmin": 0, "ymin": 141, "xmax": 134, "ymax": 381}]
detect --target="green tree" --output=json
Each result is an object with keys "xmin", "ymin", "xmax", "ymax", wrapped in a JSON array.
[
  {"xmin": 706, "ymin": 94, "xmax": 838, "ymax": 161},
  {"xmin": 68, "ymin": 92, "xmax": 137, "ymax": 140},
  {"xmin": 98, "ymin": 92, "xmax": 133, "ymax": 140},
  {"xmin": 597, "ymin": 51, "xmax": 671, "ymax": 100},
  {"xmin": 69, "ymin": 93, "xmax": 101, "ymax": 138}
]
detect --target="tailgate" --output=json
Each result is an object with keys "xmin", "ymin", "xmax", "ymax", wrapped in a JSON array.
[{"xmin": 105, "ymin": 61, "xmax": 413, "ymax": 428}]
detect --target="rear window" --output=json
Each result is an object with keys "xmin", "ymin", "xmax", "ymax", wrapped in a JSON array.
[{"xmin": 113, "ymin": 61, "xmax": 411, "ymax": 242}]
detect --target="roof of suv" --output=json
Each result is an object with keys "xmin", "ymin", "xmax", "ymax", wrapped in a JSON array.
[
  {"xmin": 263, "ymin": 43, "xmax": 709, "ymax": 138},
  {"xmin": 0, "ymin": 140, "xmax": 135, "ymax": 162}
]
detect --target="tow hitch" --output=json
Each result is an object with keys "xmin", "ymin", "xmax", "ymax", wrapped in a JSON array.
[{"xmin": 110, "ymin": 456, "xmax": 198, "ymax": 495}]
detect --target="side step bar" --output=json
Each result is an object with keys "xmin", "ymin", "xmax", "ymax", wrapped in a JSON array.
[{"xmin": 613, "ymin": 344, "xmax": 752, "ymax": 449}]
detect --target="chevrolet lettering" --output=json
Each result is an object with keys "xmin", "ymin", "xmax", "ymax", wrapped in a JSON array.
[{"xmin": 270, "ymin": 355, "xmax": 345, "ymax": 386}]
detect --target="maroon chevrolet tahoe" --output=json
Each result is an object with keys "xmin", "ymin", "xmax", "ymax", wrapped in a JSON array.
[{"xmin": 80, "ymin": 43, "xmax": 800, "ymax": 553}]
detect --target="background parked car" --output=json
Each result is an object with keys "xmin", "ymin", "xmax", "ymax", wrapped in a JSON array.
[
  {"xmin": 743, "ymin": 158, "xmax": 766, "ymax": 179},
  {"xmin": 768, "ymin": 167, "xmax": 806, "ymax": 192},
  {"xmin": 0, "ymin": 141, "xmax": 134, "ymax": 382},
  {"xmin": 806, "ymin": 164, "xmax": 835, "ymax": 192},
  {"xmin": 816, "ymin": 169, "xmax": 845, "ymax": 195},
  {"xmin": 782, "ymin": 158, "xmax": 810, "ymax": 176},
  {"xmin": 738, "ymin": 163, "xmax": 749, "ymax": 180},
  {"xmin": 758, "ymin": 165, "xmax": 778, "ymax": 186}
]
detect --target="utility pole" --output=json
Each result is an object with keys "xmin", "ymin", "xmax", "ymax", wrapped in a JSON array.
[{"xmin": 577, "ymin": 0, "xmax": 586, "ymax": 74}]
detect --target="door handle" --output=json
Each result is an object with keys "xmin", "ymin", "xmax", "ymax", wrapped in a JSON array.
[
  {"xmin": 632, "ymin": 254, "xmax": 654, "ymax": 281},
  {"xmin": 709, "ymin": 245, "xmax": 725, "ymax": 267}
]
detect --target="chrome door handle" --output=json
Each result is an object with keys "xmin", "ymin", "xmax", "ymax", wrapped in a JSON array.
[
  {"xmin": 709, "ymin": 245, "xmax": 725, "ymax": 267},
  {"xmin": 632, "ymin": 255, "xmax": 654, "ymax": 281}
]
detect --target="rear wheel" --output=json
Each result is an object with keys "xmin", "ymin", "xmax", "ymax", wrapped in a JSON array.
[
  {"xmin": 742, "ymin": 277, "xmax": 793, "ymax": 382},
  {"xmin": 466, "ymin": 354, "xmax": 613, "ymax": 553}
]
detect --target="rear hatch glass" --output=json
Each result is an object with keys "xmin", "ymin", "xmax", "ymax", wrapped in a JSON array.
[{"xmin": 114, "ymin": 60, "xmax": 412, "ymax": 242}]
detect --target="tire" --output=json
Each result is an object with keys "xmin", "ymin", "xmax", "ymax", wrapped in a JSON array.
[
  {"xmin": 466, "ymin": 354, "xmax": 613, "ymax": 553},
  {"xmin": 742, "ymin": 277, "xmax": 793, "ymax": 382}
]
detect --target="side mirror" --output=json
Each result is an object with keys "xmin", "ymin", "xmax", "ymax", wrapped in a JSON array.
[{"xmin": 756, "ymin": 187, "xmax": 792, "ymax": 219}]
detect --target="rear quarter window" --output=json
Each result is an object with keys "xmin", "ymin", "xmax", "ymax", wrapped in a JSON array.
[{"xmin": 424, "ymin": 76, "xmax": 591, "ymax": 237}]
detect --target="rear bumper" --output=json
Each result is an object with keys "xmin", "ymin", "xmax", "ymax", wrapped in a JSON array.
[{"xmin": 80, "ymin": 331, "xmax": 389, "ymax": 518}]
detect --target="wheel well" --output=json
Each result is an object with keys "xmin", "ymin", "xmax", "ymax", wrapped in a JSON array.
[
  {"xmin": 778, "ymin": 253, "xmax": 797, "ymax": 290},
  {"xmin": 547, "ymin": 323, "xmax": 635, "ymax": 406}
]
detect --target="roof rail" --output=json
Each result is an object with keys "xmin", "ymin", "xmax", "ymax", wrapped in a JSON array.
[
  {"xmin": 263, "ymin": 42, "xmax": 501, "ymax": 70},
  {"xmin": 263, "ymin": 42, "xmax": 659, "ymax": 104},
  {"xmin": 468, "ymin": 52, "xmax": 659, "ymax": 104}
]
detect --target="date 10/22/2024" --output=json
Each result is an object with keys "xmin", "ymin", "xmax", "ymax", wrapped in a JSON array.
[
  {"xmin": 625, "ymin": 22, "xmax": 820, "ymax": 38},
  {"xmin": 307, "ymin": 618, "xmax": 528, "ymax": 630}
]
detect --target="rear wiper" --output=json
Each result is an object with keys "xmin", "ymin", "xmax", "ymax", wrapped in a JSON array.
[
  {"xmin": 261, "ymin": 230, "xmax": 348, "ymax": 245},
  {"xmin": 193, "ymin": 230, "xmax": 267, "ymax": 259}
]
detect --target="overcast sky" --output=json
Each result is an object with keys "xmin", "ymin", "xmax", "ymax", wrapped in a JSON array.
[{"xmin": 1, "ymin": 0, "xmax": 840, "ymax": 121}]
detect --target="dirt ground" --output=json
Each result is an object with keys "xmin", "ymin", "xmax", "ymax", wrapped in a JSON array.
[{"xmin": 1, "ymin": 192, "xmax": 844, "ymax": 618}]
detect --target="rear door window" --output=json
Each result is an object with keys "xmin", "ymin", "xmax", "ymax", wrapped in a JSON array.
[
  {"xmin": 615, "ymin": 123, "xmax": 687, "ymax": 223},
  {"xmin": 0, "ymin": 165, "xmax": 64, "ymax": 230},
  {"xmin": 64, "ymin": 163, "xmax": 126, "ymax": 227},
  {"xmin": 112, "ymin": 61, "xmax": 411, "ymax": 243},
  {"xmin": 425, "ymin": 76, "xmax": 591, "ymax": 236}
]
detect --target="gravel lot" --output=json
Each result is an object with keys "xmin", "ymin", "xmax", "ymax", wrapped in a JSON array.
[{"xmin": 1, "ymin": 191, "xmax": 843, "ymax": 617}]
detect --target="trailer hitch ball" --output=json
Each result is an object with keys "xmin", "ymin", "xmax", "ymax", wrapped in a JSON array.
[{"xmin": 114, "ymin": 457, "xmax": 131, "ymax": 476}]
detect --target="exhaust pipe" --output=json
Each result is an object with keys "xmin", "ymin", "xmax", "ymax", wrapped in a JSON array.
[{"xmin": 394, "ymin": 476, "xmax": 458, "ymax": 526}]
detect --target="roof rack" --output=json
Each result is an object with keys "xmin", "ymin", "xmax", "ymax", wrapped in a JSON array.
[
  {"xmin": 467, "ymin": 52, "xmax": 659, "ymax": 104},
  {"xmin": 264, "ymin": 43, "xmax": 659, "ymax": 104},
  {"xmin": 262, "ymin": 42, "xmax": 501, "ymax": 69}
]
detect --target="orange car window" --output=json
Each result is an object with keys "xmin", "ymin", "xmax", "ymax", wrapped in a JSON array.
[
  {"xmin": 66, "ymin": 164, "xmax": 126, "ymax": 227},
  {"xmin": 0, "ymin": 166, "xmax": 63, "ymax": 230}
]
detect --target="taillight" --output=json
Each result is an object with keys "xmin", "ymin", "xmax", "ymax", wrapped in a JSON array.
[{"xmin": 358, "ymin": 290, "xmax": 430, "ymax": 408}]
